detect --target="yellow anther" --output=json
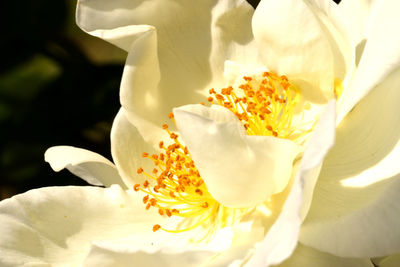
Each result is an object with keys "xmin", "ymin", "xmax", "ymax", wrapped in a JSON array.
[
  {"xmin": 195, "ymin": 189, "xmax": 203, "ymax": 196},
  {"xmin": 133, "ymin": 71, "xmax": 339, "ymax": 237},
  {"xmin": 134, "ymin": 121, "xmax": 224, "ymax": 234},
  {"xmin": 143, "ymin": 195, "xmax": 149, "ymax": 204},
  {"xmin": 133, "ymin": 184, "xmax": 140, "ymax": 191},
  {"xmin": 166, "ymin": 209, "xmax": 172, "ymax": 217},
  {"xmin": 207, "ymin": 72, "xmax": 305, "ymax": 141},
  {"xmin": 150, "ymin": 198, "xmax": 157, "ymax": 206},
  {"xmin": 159, "ymin": 141, "xmax": 164, "ymax": 148}
]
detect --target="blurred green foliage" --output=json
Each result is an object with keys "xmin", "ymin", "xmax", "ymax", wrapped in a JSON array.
[{"xmin": 0, "ymin": 0, "xmax": 124, "ymax": 199}]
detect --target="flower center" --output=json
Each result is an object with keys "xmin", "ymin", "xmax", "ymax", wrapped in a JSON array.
[
  {"xmin": 208, "ymin": 71, "xmax": 309, "ymax": 142},
  {"xmin": 134, "ymin": 121, "xmax": 250, "ymax": 236},
  {"xmin": 134, "ymin": 71, "xmax": 341, "ymax": 235}
]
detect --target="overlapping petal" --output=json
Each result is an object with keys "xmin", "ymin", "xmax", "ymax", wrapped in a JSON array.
[
  {"xmin": 374, "ymin": 253, "xmax": 400, "ymax": 267},
  {"xmin": 83, "ymin": 220, "xmax": 265, "ymax": 267},
  {"xmin": 45, "ymin": 146, "xmax": 126, "ymax": 188},
  {"xmin": 7, "ymin": 0, "xmax": 398, "ymax": 266},
  {"xmin": 83, "ymin": 243, "xmax": 213, "ymax": 267},
  {"xmin": 252, "ymin": 0, "xmax": 353, "ymax": 102},
  {"xmin": 173, "ymin": 104, "xmax": 300, "ymax": 207},
  {"xmin": 247, "ymin": 100, "xmax": 336, "ymax": 266},
  {"xmin": 337, "ymin": 0, "xmax": 400, "ymax": 122},
  {"xmin": 339, "ymin": 0, "xmax": 377, "ymax": 50},
  {"xmin": 110, "ymin": 109, "xmax": 160, "ymax": 188},
  {"xmin": 0, "ymin": 185, "xmax": 164, "ymax": 266},
  {"xmin": 300, "ymin": 68, "xmax": 400, "ymax": 257},
  {"xmin": 77, "ymin": 0, "xmax": 259, "ymax": 143},
  {"xmin": 83, "ymin": 25, "xmax": 155, "ymax": 52},
  {"xmin": 0, "ymin": 184, "xmax": 267, "ymax": 266},
  {"xmin": 276, "ymin": 244, "xmax": 373, "ymax": 267}
]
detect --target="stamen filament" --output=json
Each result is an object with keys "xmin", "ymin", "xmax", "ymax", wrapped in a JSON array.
[{"xmin": 135, "ymin": 72, "xmax": 341, "ymax": 236}]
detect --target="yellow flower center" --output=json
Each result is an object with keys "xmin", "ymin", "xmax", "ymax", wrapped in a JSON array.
[
  {"xmin": 134, "ymin": 71, "xmax": 342, "ymax": 235},
  {"xmin": 208, "ymin": 71, "xmax": 307, "ymax": 141},
  {"xmin": 134, "ymin": 120, "xmax": 251, "ymax": 236}
]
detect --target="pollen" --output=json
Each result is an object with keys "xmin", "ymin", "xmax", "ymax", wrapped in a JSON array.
[
  {"xmin": 153, "ymin": 224, "xmax": 161, "ymax": 232},
  {"xmin": 334, "ymin": 78, "xmax": 344, "ymax": 98},
  {"xmin": 134, "ymin": 114, "xmax": 251, "ymax": 236},
  {"xmin": 134, "ymin": 122, "xmax": 219, "ymax": 233},
  {"xmin": 208, "ymin": 72, "xmax": 305, "ymax": 141},
  {"xmin": 134, "ymin": 71, "xmax": 340, "ymax": 236}
]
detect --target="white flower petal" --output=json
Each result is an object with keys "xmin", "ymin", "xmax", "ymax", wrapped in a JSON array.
[
  {"xmin": 82, "ymin": 25, "xmax": 155, "ymax": 52},
  {"xmin": 374, "ymin": 253, "xmax": 400, "ymax": 267},
  {"xmin": 339, "ymin": 0, "xmax": 377, "ymax": 48},
  {"xmin": 276, "ymin": 244, "xmax": 374, "ymax": 267},
  {"xmin": 76, "ymin": 0, "xmax": 158, "ymax": 52},
  {"xmin": 83, "ymin": 219, "xmax": 264, "ymax": 267},
  {"xmin": 252, "ymin": 0, "xmax": 353, "ymax": 101},
  {"xmin": 0, "ymin": 185, "xmax": 164, "ymax": 266},
  {"xmin": 117, "ymin": 28, "xmax": 166, "ymax": 146},
  {"xmin": 78, "ymin": 0, "xmax": 258, "ymax": 142},
  {"xmin": 301, "ymin": 174, "xmax": 400, "ymax": 258},
  {"xmin": 111, "ymin": 109, "xmax": 159, "ymax": 188},
  {"xmin": 205, "ymin": 220, "xmax": 265, "ymax": 267},
  {"xmin": 76, "ymin": 0, "xmax": 257, "ymax": 62},
  {"xmin": 246, "ymin": 100, "xmax": 336, "ymax": 267},
  {"xmin": 84, "ymin": 243, "xmax": 212, "ymax": 267},
  {"xmin": 173, "ymin": 104, "xmax": 300, "ymax": 208},
  {"xmin": 83, "ymin": 232, "xmax": 226, "ymax": 267},
  {"xmin": 44, "ymin": 146, "xmax": 126, "ymax": 188},
  {"xmin": 338, "ymin": 0, "xmax": 400, "ymax": 122},
  {"xmin": 300, "ymin": 68, "xmax": 400, "ymax": 257}
]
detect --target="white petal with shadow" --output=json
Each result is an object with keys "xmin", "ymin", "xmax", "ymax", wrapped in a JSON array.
[
  {"xmin": 83, "ymin": 220, "xmax": 265, "ymax": 267},
  {"xmin": 339, "ymin": 0, "xmax": 377, "ymax": 49},
  {"xmin": 45, "ymin": 146, "xmax": 126, "ymax": 188},
  {"xmin": 252, "ymin": 0, "xmax": 353, "ymax": 102},
  {"xmin": 338, "ymin": 0, "xmax": 400, "ymax": 122},
  {"xmin": 78, "ymin": 0, "xmax": 259, "ymax": 142},
  {"xmin": 373, "ymin": 253, "xmax": 400, "ymax": 267},
  {"xmin": 246, "ymin": 101, "xmax": 337, "ymax": 267},
  {"xmin": 301, "ymin": 68, "xmax": 400, "ymax": 257},
  {"xmin": 0, "ymin": 185, "xmax": 165, "ymax": 266},
  {"xmin": 111, "ymin": 108, "xmax": 160, "ymax": 188},
  {"xmin": 173, "ymin": 104, "xmax": 300, "ymax": 208},
  {"xmin": 276, "ymin": 243, "xmax": 373, "ymax": 267}
]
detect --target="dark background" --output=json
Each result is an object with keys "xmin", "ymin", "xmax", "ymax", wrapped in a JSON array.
[{"xmin": 0, "ymin": 0, "xmax": 339, "ymax": 199}]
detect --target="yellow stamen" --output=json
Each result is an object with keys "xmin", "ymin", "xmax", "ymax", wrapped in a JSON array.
[
  {"xmin": 135, "ymin": 72, "xmax": 342, "ymax": 236},
  {"xmin": 208, "ymin": 72, "xmax": 304, "ymax": 141},
  {"xmin": 334, "ymin": 78, "xmax": 344, "ymax": 98},
  {"xmin": 135, "ymin": 113, "xmax": 251, "ymax": 236}
]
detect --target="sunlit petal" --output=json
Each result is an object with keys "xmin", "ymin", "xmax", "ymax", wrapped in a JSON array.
[{"xmin": 45, "ymin": 146, "xmax": 126, "ymax": 188}]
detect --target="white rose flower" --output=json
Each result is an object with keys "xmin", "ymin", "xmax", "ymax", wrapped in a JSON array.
[{"xmin": 1, "ymin": 0, "xmax": 399, "ymax": 266}]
